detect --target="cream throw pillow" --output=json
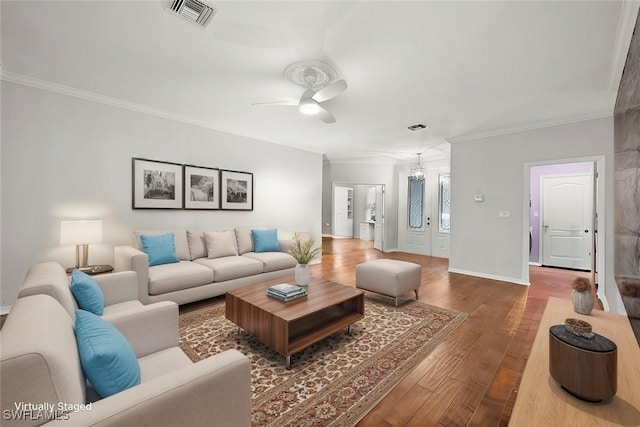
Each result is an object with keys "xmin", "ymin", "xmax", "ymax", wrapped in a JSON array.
[{"xmin": 204, "ymin": 231, "xmax": 238, "ymax": 259}]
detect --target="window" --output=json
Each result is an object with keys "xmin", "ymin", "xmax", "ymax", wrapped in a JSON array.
[
  {"xmin": 408, "ymin": 177, "xmax": 424, "ymax": 229},
  {"xmin": 438, "ymin": 173, "xmax": 451, "ymax": 233}
]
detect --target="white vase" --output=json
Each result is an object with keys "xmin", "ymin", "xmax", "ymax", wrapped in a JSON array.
[
  {"xmin": 295, "ymin": 263, "xmax": 310, "ymax": 287},
  {"xmin": 572, "ymin": 290, "xmax": 594, "ymax": 315}
]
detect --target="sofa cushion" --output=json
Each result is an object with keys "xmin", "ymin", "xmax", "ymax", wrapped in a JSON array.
[
  {"xmin": 75, "ymin": 309, "xmax": 141, "ymax": 398},
  {"xmin": 134, "ymin": 229, "xmax": 190, "ymax": 261},
  {"xmin": 194, "ymin": 256, "xmax": 263, "ymax": 282},
  {"xmin": 252, "ymin": 229, "xmax": 280, "ymax": 252},
  {"xmin": 148, "ymin": 261, "xmax": 214, "ymax": 295},
  {"xmin": 71, "ymin": 269, "xmax": 105, "ymax": 316},
  {"xmin": 234, "ymin": 225, "xmax": 266, "ymax": 255},
  {"xmin": 204, "ymin": 230, "xmax": 238, "ymax": 259},
  {"xmin": 242, "ymin": 252, "xmax": 297, "ymax": 273},
  {"xmin": 102, "ymin": 300, "xmax": 145, "ymax": 319},
  {"xmin": 138, "ymin": 347, "xmax": 192, "ymax": 382},
  {"xmin": 140, "ymin": 233, "xmax": 180, "ymax": 267},
  {"xmin": 186, "ymin": 230, "xmax": 208, "ymax": 260}
]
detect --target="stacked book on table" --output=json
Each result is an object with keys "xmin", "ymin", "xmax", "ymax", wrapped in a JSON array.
[{"xmin": 267, "ymin": 283, "xmax": 307, "ymax": 302}]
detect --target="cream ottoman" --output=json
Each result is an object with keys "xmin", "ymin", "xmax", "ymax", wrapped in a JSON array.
[{"xmin": 355, "ymin": 259, "xmax": 421, "ymax": 306}]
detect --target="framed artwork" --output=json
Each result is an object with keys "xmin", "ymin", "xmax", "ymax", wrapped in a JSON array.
[
  {"xmin": 132, "ymin": 158, "xmax": 183, "ymax": 209},
  {"xmin": 221, "ymin": 169, "xmax": 253, "ymax": 211},
  {"xmin": 184, "ymin": 165, "xmax": 220, "ymax": 210}
]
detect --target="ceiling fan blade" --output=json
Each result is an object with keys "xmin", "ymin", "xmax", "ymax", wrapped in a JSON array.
[
  {"xmin": 317, "ymin": 105, "xmax": 336, "ymax": 124},
  {"xmin": 312, "ymin": 79, "xmax": 347, "ymax": 103},
  {"xmin": 251, "ymin": 98, "xmax": 298, "ymax": 106}
]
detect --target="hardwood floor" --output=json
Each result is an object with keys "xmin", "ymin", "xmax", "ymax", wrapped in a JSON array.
[{"xmin": 313, "ymin": 237, "xmax": 592, "ymax": 427}]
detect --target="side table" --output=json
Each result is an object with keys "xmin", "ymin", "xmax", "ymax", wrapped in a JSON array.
[{"xmin": 65, "ymin": 264, "xmax": 114, "ymax": 275}]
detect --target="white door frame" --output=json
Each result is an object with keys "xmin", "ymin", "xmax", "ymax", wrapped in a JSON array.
[{"xmin": 523, "ymin": 156, "xmax": 606, "ymax": 306}]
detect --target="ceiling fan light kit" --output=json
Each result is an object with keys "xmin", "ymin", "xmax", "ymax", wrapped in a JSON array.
[
  {"xmin": 299, "ymin": 98, "xmax": 321, "ymax": 115},
  {"xmin": 255, "ymin": 60, "xmax": 347, "ymax": 124}
]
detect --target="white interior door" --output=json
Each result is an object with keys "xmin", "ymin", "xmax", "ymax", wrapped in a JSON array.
[
  {"xmin": 398, "ymin": 171, "xmax": 431, "ymax": 255},
  {"xmin": 541, "ymin": 174, "xmax": 593, "ymax": 270},
  {"xmin": 333, "ymin": 186, "xmax": 353, "ymax": 237}
]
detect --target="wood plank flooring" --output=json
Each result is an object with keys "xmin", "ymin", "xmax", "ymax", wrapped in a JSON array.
[{"xmin": 314, "ymin": 237, "xmax": 592, "ymax": 427}]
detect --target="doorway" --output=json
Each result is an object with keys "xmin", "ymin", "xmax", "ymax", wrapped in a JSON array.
[
  {"xmin": 332, "ymin": 183, "xmax": 385, "ymax": 251},
  {"xmin": 527, "ymin": 159, "xmax": 601, "ymax": 290},
  {"xmin": 397, "ymin": 166, "xmax": 450, "ymax": 258}
]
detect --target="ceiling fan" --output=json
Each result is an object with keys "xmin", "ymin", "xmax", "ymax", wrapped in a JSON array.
[{"xmin": 253, "ymin": 61, "xmax": 347, "ymax": 124}]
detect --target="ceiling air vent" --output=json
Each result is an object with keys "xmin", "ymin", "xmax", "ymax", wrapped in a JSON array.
[
  {"xmin": 408, "ymin": 124, "xmax": 427, "ymax": 131},
  {"xmin": 169, "ymin": 0, "xmax": 215, "ymax": 27}
]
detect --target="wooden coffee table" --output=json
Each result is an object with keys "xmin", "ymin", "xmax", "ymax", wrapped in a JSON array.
[{"xmin": 225, "ymin": 277, "xmax": 364, "ymax": 368}]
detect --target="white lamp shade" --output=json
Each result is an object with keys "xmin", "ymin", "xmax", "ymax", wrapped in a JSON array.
[{"xmin": 60, "ymin": 220, "xmax": 103, "ymax": 245}]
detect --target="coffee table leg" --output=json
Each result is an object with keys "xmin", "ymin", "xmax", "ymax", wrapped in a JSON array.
[{"xmin": 286, "ymin": 355, "xmax": 291, "ymax": 370}]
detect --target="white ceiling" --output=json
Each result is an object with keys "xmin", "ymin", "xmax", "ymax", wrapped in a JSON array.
[{"xmin": 1, "ymin": 1, "xmax": 638, "ymax": 163}]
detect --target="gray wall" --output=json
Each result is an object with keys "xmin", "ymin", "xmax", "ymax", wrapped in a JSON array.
[
  {"xmin": 449, "ymin": 117, "xmax": 617, "ymax": 310},
  {"xmin": 1, "ymin": 81, "xmax": 323, "ymax": 310}
]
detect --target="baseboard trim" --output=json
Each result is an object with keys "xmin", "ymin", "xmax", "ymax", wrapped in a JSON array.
[
  {"xmin": 1, "ymin": 305, "xmax": 13, "ymax": 315},
  {"xmin": 448, "ymin": 267, "xmax": 529, "ymax": 286},
  {"xmin": 529, "ymin": 262, "xmax": 542, "ymax": 266}
]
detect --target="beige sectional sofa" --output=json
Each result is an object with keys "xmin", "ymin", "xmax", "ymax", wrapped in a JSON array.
[
  {"xmin": 114, "ymin": 226, "xmax": 298, "ymax": 305},
  {"xmin": 0, "ymin": 293, "xmax": 251, "ymax": 427}
]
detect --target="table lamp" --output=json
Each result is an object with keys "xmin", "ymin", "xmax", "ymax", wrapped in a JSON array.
[{"xmin": 60, "ymin": 220, "xmax": 103, "ymax": 269}]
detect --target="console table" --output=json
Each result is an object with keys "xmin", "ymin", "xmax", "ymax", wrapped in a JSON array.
[{"xmin": 509, "ymin": 297, "xmax": 640, "ymax": 426}]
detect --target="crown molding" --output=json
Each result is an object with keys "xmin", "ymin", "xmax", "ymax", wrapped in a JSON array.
[
  {"xmin": 446, "ymin": 110, "xmax": 613, "ymax": 144},
  {"xmin": 0, "ymin": 67, "xmax": 316, "ymax": 152},
  {"xmin": 607, "ymin": 0, "xmax": 640, "ymax": 91}
]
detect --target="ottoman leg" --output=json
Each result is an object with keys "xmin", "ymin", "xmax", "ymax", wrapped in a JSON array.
[
  {"xmin": 395, "ymin": 297, "xmax": 399, "ymax": 307},
  {"xmin": 415, "ymin": 289, "xmax": 419, "ymax": 300}
]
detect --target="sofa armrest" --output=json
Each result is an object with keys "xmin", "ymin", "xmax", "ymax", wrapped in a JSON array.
[
  {"xmin": 107, "ymin": 302, "xmax": 178, "ymax": 358},
  {"xmin": 47, "ymin": 350, "xmax": 252, "ymax": 427},
  {"xmin": 94, "ymin": 271, "xmax": 138, "ymax": 305},
  {"xmin": 114, "ymin": 246, "xmax": 150, "ymax": 304}
]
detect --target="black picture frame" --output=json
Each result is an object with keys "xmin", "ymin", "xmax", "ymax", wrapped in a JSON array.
[
  {"xmin": 183, "ymin": 165, "xmax": 220, "ymax": 210},
  {"xmin": 220, "ymin": 169, "xmax": 253, "ymax": 211},
  {"xmin": 132, "ymin": 158, "xmax": 183, "ymax": 209}
]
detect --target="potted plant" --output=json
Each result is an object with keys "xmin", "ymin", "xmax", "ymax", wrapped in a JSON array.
[
  {"xmin": 571, "ymin": 277, "xmax": 594, "ymax": 315},
  {"xmin": 288, "ymin": 234, "xmax": 321, "ymax": 287}
]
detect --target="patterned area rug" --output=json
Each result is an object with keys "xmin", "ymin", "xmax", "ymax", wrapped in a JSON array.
[{"xmin": 179, "ymin": 294, "xmax": 466, "ymax": 426}]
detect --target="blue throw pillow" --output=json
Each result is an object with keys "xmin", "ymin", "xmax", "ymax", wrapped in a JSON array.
[
  {"xmin": 71, "ymin": 269, "xmax": 105, "ymax": 316},
  {"xmin": 75, "ymin": 309, "xmax": 141, "ymax": 398},
  {"xmin": 140, "ymin": 233, "xmax": 179, "ymax": 266},
  {"xmin": 252, "ymin": 229, "xmax": 280, "ymax": 253}
]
